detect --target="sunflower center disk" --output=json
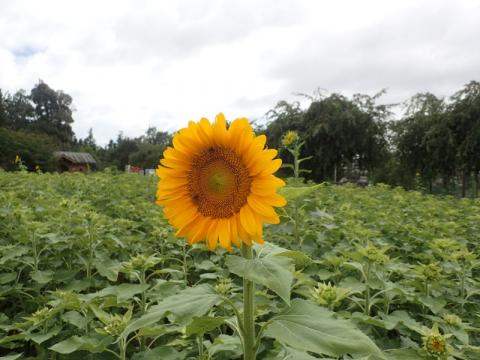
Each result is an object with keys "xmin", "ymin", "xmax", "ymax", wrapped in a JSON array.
[{"xmin": 188, "ymin": 147, "xmax": 252, "ymax": 218}]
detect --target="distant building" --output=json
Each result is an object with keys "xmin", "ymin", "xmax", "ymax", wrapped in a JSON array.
[{"xmin": 54, "ymin": 152, "xmax": 96, "ymax": 172}]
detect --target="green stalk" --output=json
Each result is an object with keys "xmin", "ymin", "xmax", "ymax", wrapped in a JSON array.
[
  {"xmin": 119, "ymin": 338, "xmax": 127, "ymax": 360},
  {"xmin": 139, "ymin": 269, "xmax": 147, "ymax": 351},
  {"xmin": 364, "ymin": 262, "xmax": 371, "ymax": 316},
  {"xmin": 294, "ymin": 201, "xmax": 300, "ymax": 244},
  {"xmin": 293, "ymin": 147, "xmax": 300, "ymax": 179},
  {"xmin": 86, "ymin": 222, "xmax": 94, "ymax": 283},
  {"xmin": 32, "ymin": 230, "xmax": 39, "ymax": 271},
  {"xmin": 460, "ymin": 265, "xmax": 466, "ymax": 314},
  {"xmin": 183, "ymin": 242, "xmax": 188, "ymax": 286},
  {"xmin": 197, "ymin": 335, "xmax": 204, "ymax": 359},
  {"xmin": 241, "ymin": 243, "xmax": 256, "ymax": 360}
]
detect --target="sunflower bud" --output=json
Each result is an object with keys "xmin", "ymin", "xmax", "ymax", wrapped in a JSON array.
[
  {"xmin": 311, "ymin": 282, "xmax": 350, "ymax": 309},
  {"xmin": 282, "ymin": 131, "xmax": 299, "ymax": 147},
  {"xmin": 358, "ymin": 244, "xmax": 389, "ymax": 265},
  {"xmin": 443, "ymin": 314, "xmax": 462, "ymax": 327},
  {"xmin": 422, "ymin": 324, "xmax": 450, "ymax": 359},
  {"xmin": 415, "ymin": 263, "xmax": 442, "ymax": 282},
  {"xmin": 215, "ymin": 278, "xmax": 233, "ymax": 296}
]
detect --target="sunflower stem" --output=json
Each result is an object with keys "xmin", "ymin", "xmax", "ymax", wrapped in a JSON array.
[{"xmin": 241, "ymin": 242, "xmax": 256, "ymax": 360}]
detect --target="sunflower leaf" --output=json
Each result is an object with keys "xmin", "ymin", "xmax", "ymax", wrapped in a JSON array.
[
  {"xmin": 225, "ymin": 253, "xmax": 293, "ymax": 305},
  {"xmin": 278, "ymin": 184, "xmax": 323, "ymax": 201},
  {"xmin": 120, "ymin": 284, "xmax": 222, "ymax": 339},
  {"xmin": 185, "ymin": 316, "xmax": 226, "ymax": 336},
  {"xmin": 265, "ymin": 299, "xmax": 385, "ymax": 359}
]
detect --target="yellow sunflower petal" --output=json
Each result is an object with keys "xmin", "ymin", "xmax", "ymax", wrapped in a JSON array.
[
  {"xmin": 229, "ymin": 118, "xmax": 252, "ymax": 151},
  {"xmin": 236, "ymin": 215, "xmax": 252, "ymax": 246},
  {"xmin": 230, "ymin": 217, "xmax": 241, "ymax": 247},
  {"xmin": 156, "ymin": 165, "xmax": 187, "ymax": 179},
  {"xmin": 197, "ymin": 117, "xmax": 214, "ymax": 145},
  {"xmin": 160, "ymin": 157, "xmax": 191, "ymax": 170},
  {"xmin": 218, "ymin": 218, "xmax": 232, "ymax": 251},
  {"xmin": 213, "ymin": 113, "xmax": 229, "ymax": 147},
  {"xmin": 240, "ymin": 204, "xmax": 258, "ymax": 235},
  {"xmin": 207, "ymin": 219, "xmax": 220, "ymax": 251},
  {"xmin": 243, "ymin": 135, "xmax": 267, "ymax": 167},
  {"xmin": 260, "ymin": 158, "xmax": 282, "ymax": 176},
  {"xmin": 247, "ymin": 149, "xmax": 278, "ymax": 176},
  {"xmin": 259, "ymin": 193, "xmax": 287, "ymax": 207},
  {"xmin": 247, "ymin": 194, "xmax": 277, "ymax": 219},
  {"xmin": 188, "ymin": 216, "xmax": 211, "ymax": 244},
  {"xmin": 175, "ymin": 212, "xmax": 202, "ymax": 238}
]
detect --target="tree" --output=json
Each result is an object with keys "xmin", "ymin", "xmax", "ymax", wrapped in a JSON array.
[
  {"xmin": 448, "ymin": 81, "xmax": 480, "ymax": 197},
  {"xmin": 302, "ymin": 93, "xmax": 388, "ymax": 182},
  {"xmin": 107, "ymin": 133, "xmax": 139, "ymax": 170},
  {"xmin": 30, "ymin": 80, "xmax": 75, "ymax": 144},
  {"xmin": 83, "ymin": 128, "xmax": 97, "ymax": 148},
  {"xmin": 141, "ymin": 126, "xmax": 171, "ymax": 146},
  {"xmin": 265, "ymin": 100, "xmax": 305, "ymax": 148},
  {"xmin": 0, "ymin": 128, "xmax": 59, "ymax": 171},
  {"xmin": 0, "ymin": 89, "xmax": 6, "ymax": 127},
  {"xmin": 3, "ymin": 90, "xmax": 35, "ymax": 130},
  {"xmin": 392, "ymin": 93, "xmax": 448, "ymax": 191}
]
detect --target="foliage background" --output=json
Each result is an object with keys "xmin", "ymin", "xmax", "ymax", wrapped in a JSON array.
[{"xmin": 2, "ymin": 80, "xmax": 480, "ymax": 197}]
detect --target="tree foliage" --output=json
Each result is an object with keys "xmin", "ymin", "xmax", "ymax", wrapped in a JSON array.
[{"xmin": 2, "ymin": 79, "xmax": 480, "ymax": 197}]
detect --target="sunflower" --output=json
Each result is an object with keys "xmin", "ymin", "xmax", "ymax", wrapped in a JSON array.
[{"xmin": 156, "ymin": 113, "xmax": 286, "ymax": 251}]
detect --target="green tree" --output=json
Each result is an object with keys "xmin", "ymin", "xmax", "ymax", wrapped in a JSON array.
[
  {"xmin": 0, "ymin": 128, "xmax": 59, "ymax": 171},
  {"xmin": 302, "ymin": 93, "xmax": 388, "ymax": 182},
  {"xmin": 30, "ymin": 80, "xmax": 75, "ymax": 144},
  {"xmin": 392, "ymin": 93, "xmax": 448, "ymax": 191},
  {"xmin": 0, "ymin": 89, "xmax": 6, "ymax": 127},
  {"xmin": 448, "ymin": 81, "xmax": 480, "ymax": 197},
  {"xmin": 3, "ymin": 90, "xmax": 35, "ymax": 130}
]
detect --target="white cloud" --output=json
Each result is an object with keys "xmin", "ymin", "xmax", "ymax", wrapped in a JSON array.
[{"xmin": 0, "ymin": 0, "xmax": 479, "ymax": 144}]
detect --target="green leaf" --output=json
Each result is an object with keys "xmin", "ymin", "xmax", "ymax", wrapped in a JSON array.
[
  {"xmin": 0, "ymin": 354, "xmax": 23, "ymax": 360},
  {"xmin": 279, "ymin": 184, "xmax": 322, "ymax": 201},
  {"xmin": 116, "ymin": 283, "xmax": 149, "ymax": 302},
  {"xmin": 62, "ymin": 311, "xmax": 89, "ymax": 329},
  {"xmin": 277, "ymin": 250, "xmax": 312, "ymax": 268},
  {"xmin": 226, "ymin": 253, "xmax": 293, "ymax": 305},
  {"xmin": 49, "ymin": 335, "xmax": 113, "ymax": 354},
  {"xmin": 121, "ymin": 284, "xmax": 221, "ymax": 338},
  {"xmin": 281, "ymin": 346, "xmax": 325, "ymax": 360},
  {"xmin": 27, "ymin": 326, "xmax": 61, "ymax": 344},
  {"xmin": 0, "ymin": 273, "xmax": 16, "ymax": 284},
  {"xmin": 137, "ymin": 325, "xmax": 168, "ymax": 337},
  {"xmin": 384, "ymin": 348, "xmax": 421, "ymax": 359},
  {"xmin": 265, "ymin": 299, "xmax": 384, "ymax": 359},
  {"xmin": 49, "ymin": 336, "xmax": 84, "ymax": 354},
  {"xmin": 93, "ymin": 258, "xmax": 121, "ymax": 281},
  {"xmin": 132, "ymin": 346, "xmax": 184, "ymax": 360},
  {"xmin": 30, "ymin": 270, "xmax": 54, "ymax": 284},
  {"xmin": 207, "ymin": 334, "xmax": 242, "ymax": 357},
  {"xmin": 87, "ymin": 284, "xmax": 149, "ymax": 302},
  {"xmin": 380, "ymin": 311, "xmax": 423, "ymax": 332},
  {"xmin": 417, "ymin": 295, "xmax": 446, "ymax": 314},
  {"xmin": 185, "ymin": 316, "xmax": 225, "ymax": 337}
]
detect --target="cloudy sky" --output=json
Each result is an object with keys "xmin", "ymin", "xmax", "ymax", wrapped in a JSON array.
[{"xmin": 0, "ymin": 0, "xmax": 479, "ymax": 144}]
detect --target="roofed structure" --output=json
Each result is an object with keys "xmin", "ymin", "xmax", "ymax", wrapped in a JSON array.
[{"xmin": 54, "ymin": 151, "xmax": 96, "ymax": 172}]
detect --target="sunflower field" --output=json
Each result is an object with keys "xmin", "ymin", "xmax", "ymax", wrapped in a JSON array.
[{"xmin": 1, "ymin": 171, "xmax": 480, "ymax": 359}]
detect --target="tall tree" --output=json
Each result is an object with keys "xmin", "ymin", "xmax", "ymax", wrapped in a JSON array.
[
  {"xmin": 30, "ymin": 80, "xmax": 75, "ymax": 144},
  {"xmin": 302, "ymin": 93, "xmax": 388, "ymax": 182},
  {"xmin": 448, "ymin": 81, "xmax": 480, "ymax": 196},
  {"xmin": 3, "ymin": 90, "xmax": 35, "ymax": 130},
  {"xmin": 393, "ymin": 93, "xmax": 448, "ymax": 191},
  {"xmin": 0, "ymin": 89, "xmax": 6, "ymax": 127}
]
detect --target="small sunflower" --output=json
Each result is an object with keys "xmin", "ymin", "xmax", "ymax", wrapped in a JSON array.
[{"xmin": 156, "ymin": 113, "xmax": 286, "ymax": 251}]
